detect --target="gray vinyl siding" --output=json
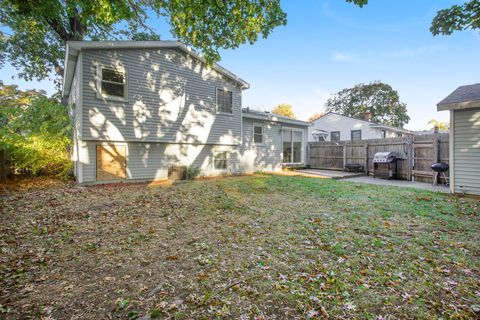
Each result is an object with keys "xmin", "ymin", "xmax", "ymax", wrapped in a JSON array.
[
  {"xmin": 81, "ymin": 48, "xmax": 241, "ymax": 145},
  {"xmin": 239, "ymin": 118, "xmax": 283, "ymax": 172},
  {"xmin": 239, "ymin": 118, "xmax": 308, "ymax": 172},
  {"xmin": 453, "ymin": 108, "xmax": 480, "ymax": 195},
  {"xmin": 78, "ymin": 141, "xmax": 239, "ymax": 183},
  {"xmin": 77, "ymin": 119, "xmax": 309, "ymax": 183}
]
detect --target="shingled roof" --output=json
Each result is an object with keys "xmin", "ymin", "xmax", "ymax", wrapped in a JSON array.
[{"xmin": 437, "ymin": 83, "xmax": 480, "ymax": 111}]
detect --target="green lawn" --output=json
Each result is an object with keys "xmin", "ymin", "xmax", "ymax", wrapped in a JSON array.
[{"xmin": 1, "ymin": 174, "xmax": 479, "ymax": 319}]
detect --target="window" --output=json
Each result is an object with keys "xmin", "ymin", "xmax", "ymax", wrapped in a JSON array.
[
  {"xmin": 351, "ymin": 130, "xmax": 361, "ymax": 141},
  {"xmin": 98, "ymin": 66, "xmax": 127, "ymax": 100},
  {"xmin": 216, "ymin": 88, "xmax": 233, "ymax": 113},
  {"xmin": 253, "ymin": 125, "xmax": 263, "ymax": 143},
  {"xmin": 331, "ymin": 131, "xmax": 340, "ymax": 142},
  {"xmin": 381, "ymin": 130, "xmax": 386, "ymax": 139},
  {"xmin": 214, "ymin": 151, "xmax": 228, "ymax": 170},
  {"xmin": 283, "ymin": 129, "xmax": 303, "ymax": 163}
]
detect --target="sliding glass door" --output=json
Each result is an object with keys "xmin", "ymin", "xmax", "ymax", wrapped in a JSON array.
[{"xmin": 282, "ymin": 128, "xmax": 303, "ymax": 163}]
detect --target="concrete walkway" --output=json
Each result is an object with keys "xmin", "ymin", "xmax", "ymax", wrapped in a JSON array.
[
  {"xmin": 293, "ymin": 169, "xmax": 364, "ymax": 180},
  {"xmin": 343, "ymin": 175, "xmax": 450, "ymax": 193}
]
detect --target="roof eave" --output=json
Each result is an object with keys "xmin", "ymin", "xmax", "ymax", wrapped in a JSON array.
[
  {"xmin": 437, "ymin": 100, "xmax": 480, "ymax": 111},
  {"xmin": 369, "ymin": 124, "xmax": 416, "ymax": 135},
  {"xmin": 242, "ymin": 112, "xmax": 311, "ymax": 126}
]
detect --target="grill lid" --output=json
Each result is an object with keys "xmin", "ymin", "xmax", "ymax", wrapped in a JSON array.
[{"xmin": 373, "ymin": 151, "xmax": 398, "ymax": 163}]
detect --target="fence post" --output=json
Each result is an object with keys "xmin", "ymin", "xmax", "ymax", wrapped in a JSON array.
[
  {"xmin": 433, "ymin": 131, "xmax": 439, "ymax": 164},
  {"xmin": 342, "ymin": 143, "xmax": 347, "ymax": 169},
  {"xmin": 364, "ymin": 143, "xmax": 369, "ymax": 174},
  {"xmin": 407, "ymin": 137, "xmax": 413, "ymax": 181}
]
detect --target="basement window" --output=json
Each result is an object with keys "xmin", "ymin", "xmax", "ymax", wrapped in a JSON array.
[
  {"xmin": 97, "ymin": 66, "xmax": 127, "ymax": 101},
  {"xmin": 214, "ymin": 151, "xmax": 229, "ymax": 170}
]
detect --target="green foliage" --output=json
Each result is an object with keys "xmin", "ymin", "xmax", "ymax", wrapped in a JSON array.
[
  {"xmin": 186, "ymin": 166, "xmax": 201, "ymax": 180},
  {"xmin": 348, "ymin": 0, "xmax": 479, "ymax": 36},
  {"xmin": 0, "ymin": 82, "xmax": 72, "ymax": 177},
  {"xmin": 0, "ymin": 0, "xmax": 287, "ymax": 84},
  {"xmin": 272, "ymin": 103, "xmax": 296, "ymax": 119},
  {"xmin": 427, "ymin": 118, "xmax": 449, "ymax": 130},
  {"xmin": 430, "ymin": 0, "xmax": 480, "ymax": 35},
  {"xmin": 325, "ymin": 81, "xmax": 410, "ymax": 128}
]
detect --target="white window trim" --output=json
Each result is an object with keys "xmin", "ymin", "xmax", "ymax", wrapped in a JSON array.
[
  {"xmin": 215, "ymin": 87, "xmax": 234, "ymax": 115},
  {"xmin": 96, "ymin": 64, "xmax": 128, "ymax": 102},
  {"xmin": 212, "ymin": 149, "xmax": 231, "ymax": 171},
  {"xmin": 282, "ymin": 127, "xmax": 304, "ymax": 165},
  {"xmin": 253, "ymin": 124, "xmax": 264, "ymax": 144}
]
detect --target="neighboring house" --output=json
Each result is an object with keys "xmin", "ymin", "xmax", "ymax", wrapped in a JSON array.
[
  {"xmin": 62, "ymin": 41, "xmax": 309, "ymax": 184},
  {"xmin": 437, "ymin": 83, "xmax": 480, "ymax": 196},
  {"xmin": 308, "ymin": 112, "xmax": 415, "ymax": 142}
]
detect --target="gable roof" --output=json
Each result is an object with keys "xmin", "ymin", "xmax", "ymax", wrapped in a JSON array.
[
  {"xmin": 62, "ymin": 40, "xmax": 250, "ymax": 98},
  {"xmin": 437, "ymin": 83, "xmax": 480, "ymax": 111},
  {"xmin": 311, "ymin": 111, "xmax": 415, "ymax": 135},
  {"xmin": 242, "ymin": 108, "xmax": 311, "ymax": 127}
]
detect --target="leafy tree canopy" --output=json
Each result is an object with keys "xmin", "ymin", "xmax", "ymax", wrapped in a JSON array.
[
  {"xmin": 1, "ymin": 0, "xmax": 470, "ymax": 87},
  {"xmin": 427, "ymin": 118, "xmax": 449, "ymax": 130},
  {"xmin": 0, "ymin": 0, "xmax": 288, "ymax": 84},
  {"xmin": 272, "ymin": 103, "xmax": 296, "ymax": 119},
  {"xmin": 349, "ymin": 0, "xmax": 479, "ymax": 35},
  {"xmin": 325, "ymin": 81, "xmax": 410, "ymax": 128},
  {"xmin": 430, "ymin": 0, "xmax": 480, "ymax": 35}
]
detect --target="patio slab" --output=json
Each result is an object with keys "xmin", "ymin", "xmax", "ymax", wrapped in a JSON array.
[
  {"xmin": 284, "ymin": 169, "xmax": 450, "ymax": 193},
  {"xmin": 343, "ymin": 175, "xmax": 450, "ymax": 193}
]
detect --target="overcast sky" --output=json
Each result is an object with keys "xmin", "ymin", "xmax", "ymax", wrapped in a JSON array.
[{"xmin": 1, "ymin": 0, "xmax": 479, "ymax": 130}]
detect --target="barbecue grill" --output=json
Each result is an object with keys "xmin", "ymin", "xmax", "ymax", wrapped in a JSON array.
[
  {"xmin": 373, "ymin": 152, "xmax": 399, "ymax": 179},
  {"xmin": 431, "ymin": 162, "xmax": 449, "ymax": 186}
]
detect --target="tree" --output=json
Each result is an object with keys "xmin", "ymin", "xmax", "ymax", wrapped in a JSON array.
[
  {"xmin": 0, "ymin": 82, "xmax": 72, "ymax": 177},
  {"xmin": 0, "ymin": 0, "xmax": 287, "ymax": 84},
  {"xmin": 347, "ymin": 0, "xmax": 479, "ymax": 36},
  {"xmin": 325, "ymin": 81, "xmax": 410, "ymax": 128},
  {"xmin": 427, "ymin": 119, "xmax": 449, "ymax": 130},
  {"xmin": 430, "ymin": 0, "xmax": 480, "ymax": 36},
  {"xmin": 272, "ymin": 103, "xmax": 296, "ymax": 119}
]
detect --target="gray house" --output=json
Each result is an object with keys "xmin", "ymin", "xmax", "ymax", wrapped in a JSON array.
[
  {"xmin": 437, "ymin": 83, "xmax": 480, "ymax": 196},
  {"xmin": 62, "ymin": 41, "xmax": 309, "ymax": 184}
]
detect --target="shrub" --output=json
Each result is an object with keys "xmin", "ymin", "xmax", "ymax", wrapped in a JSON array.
[
  {"xmin": 0, "ymin": 86, "xmax": 72, "ymax": 178},
  {"xmin": 186, "ymin": 166, "xmax": 201, "ymax": 180}
]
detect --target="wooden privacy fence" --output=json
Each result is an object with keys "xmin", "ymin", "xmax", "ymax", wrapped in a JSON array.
[{"xmin": 308, "ymin": 133, "xmax": 449, "ymax": 183}]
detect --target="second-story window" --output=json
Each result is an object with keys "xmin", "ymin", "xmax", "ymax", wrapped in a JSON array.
[
  {"xmin": 216, "ymin": 88, "xmax": 233, "ymax": 113},
  {"xmin": 98, "ymin": 66, "xmax": 127, "ymax": 100}
]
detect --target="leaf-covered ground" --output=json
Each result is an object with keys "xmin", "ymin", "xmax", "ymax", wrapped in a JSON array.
[{"xmin": 1, "ymin": 174, "xmax": 479, "ymax": 319}]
